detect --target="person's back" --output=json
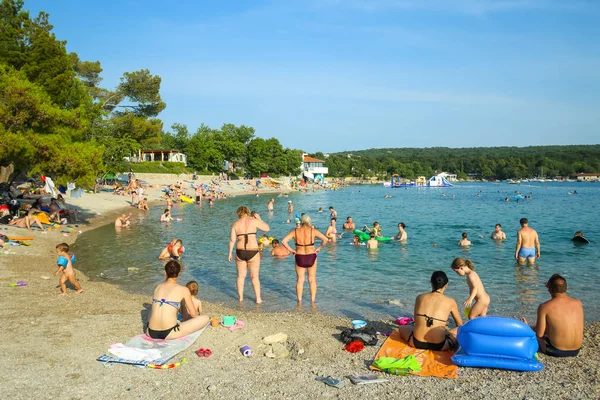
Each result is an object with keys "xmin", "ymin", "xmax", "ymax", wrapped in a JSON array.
[
  {"xmin": 294, "ymin": 226, "xmax": 315, "ymax": 254},
  {"xmin": 366, "ymin": 235, "xmax": 378, "ymax": 249},
  {"xmin": 233, "ymin": 216, "xmax": 260, "ymax": 250},
  {"xmin": 516, "ymin": 218, "xmax": 540, "ymax": 262},
  {"xmin": 413, "ymin": 292, "xmax": 455, "ymax": 342},
  {"xmin": 543, "ymin": 295, "xmax": 583, "ymax": 351},
  {"xmin": 150, "ymin": 280, "xmax": 185, "ymax": 330}
]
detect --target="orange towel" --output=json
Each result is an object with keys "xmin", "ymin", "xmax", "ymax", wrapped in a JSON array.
[{"xmin": 370, "ymin": 331, "xmax": 458, "ymax": 379}]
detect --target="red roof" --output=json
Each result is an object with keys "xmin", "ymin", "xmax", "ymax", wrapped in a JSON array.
[{"xmin": 303, "ymin": 156, "xmax": 325, "ymax": 163}]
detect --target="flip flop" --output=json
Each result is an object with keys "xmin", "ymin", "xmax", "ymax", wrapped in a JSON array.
[
  {"xmin": 195, "ymin": 348, "xmax": 212, "ymax": 358},
  {"xmin": 316, "ymin": 376, "xmax": 346, "ymax": 389},
  {"xmin": 228, "ymin": 320, "xmax": 245, "ymax": 332}
]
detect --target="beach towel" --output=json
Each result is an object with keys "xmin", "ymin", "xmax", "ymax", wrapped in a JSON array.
[
  {"xmin": 97, "ymin": 326, "xmax": 206, "ymax": 366},
  {"xmin": 370, "ymin": 331, "xmax": 458, "ymax": 379}
]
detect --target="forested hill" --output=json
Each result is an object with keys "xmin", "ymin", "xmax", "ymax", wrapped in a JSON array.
[{"xmin": 315, "ymin": 145, "xmax": 600, "ymax": 179}]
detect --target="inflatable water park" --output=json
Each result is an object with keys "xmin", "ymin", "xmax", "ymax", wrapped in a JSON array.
[{"xmin": 383, "ymin": 173, "xmax": 453, "ymax": 188}]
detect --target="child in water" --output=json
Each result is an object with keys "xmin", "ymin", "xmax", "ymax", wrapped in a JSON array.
[
  {"xmin": 366, "ymin": 233, "xmax": 379, "ymax": 249},
  {"xmin": 180, "ymin": 280, "xmax": 203, "ymax": 320},
  {"xmin": 54, "ymin": 243, "xmax": 83, "ymax": 295},
  {"xmin": 458, "ymin": 232, "xmax": 471, "ymax": 246},
  {"xmin": 451, "ymin": 258, "xmax": 490, "ymax": 319},
  {"xmin": 160, "ymin": 209, "xmax": 173, "ymax": 222}
]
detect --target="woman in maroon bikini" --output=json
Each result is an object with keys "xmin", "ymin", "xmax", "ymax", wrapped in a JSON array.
[{"xmin": 281, "ymin": 214, "xmax": 328, "ymax": 305}]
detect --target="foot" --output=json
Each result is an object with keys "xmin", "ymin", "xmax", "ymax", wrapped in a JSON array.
[
  {"xmin": 76, "ymin": 289, "xmax": 84, "ymax": 294},
  {"xmin": 256, "ymin": 298, "xmax": 263, "ymax": 304},
  {"xmin": 59, "ymin": 292, "xmax": 66, "ymax": 296}
]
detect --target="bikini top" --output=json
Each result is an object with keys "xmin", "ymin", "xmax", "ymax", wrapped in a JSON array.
[
  {"xmin": 295, "ymin": 228, "xmax": 314, "ymax": 247},
  {"xmin": 152, "ymin": 298, "xmax": 180, "ymax": 308},
  {"xmin": 237, "ymin": 218, "xmax": 257, "ymax": 249}
]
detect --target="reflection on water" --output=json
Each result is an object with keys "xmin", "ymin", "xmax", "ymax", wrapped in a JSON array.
[{"xmin": 73, "ymin": 182, "xmax": 600, "ymax": 321}]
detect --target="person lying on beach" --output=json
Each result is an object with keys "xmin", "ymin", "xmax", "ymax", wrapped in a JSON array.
[
  {"xmin": 458, "ymin": 232, "xmax": 471, "ymax": 246},
  {"xmin": 270, "ymin": 239, "xmax": 290, "ymax": 257},
  {"xmin": 54, "ymin": 243, "xmax": 83, "ymax": 295},
  {"xmin": 366, "ymin": 233, "xmax": 378, "ymax": 249},
  {"xmin": 343, "ymin": 216, "xmax": 355, "ymax": 230},
  {"xmin": 9, "ymin": 215, "xmax": 45, "ymax": 231},
  {"xmin": 451, "ymin": 258, "xmax": 490, "ymax": 319},
  {"xmin": 159, "ymin": 239, "xmax": 184, "ymax": 260},
  {"xmin": 115, "ymin": 213, "xmax": 132, "ymax": 227},
  {"xmin": 521, "ymin": 274, "xmax": 583, "ymax": 357},
  {"xmin": 138, "ymin": 198, "xmax": 150, "ymax": 211},
  {"xmin": 147, "ymin": 261, "xmax": 209, "ymax": 339},
  {"xmin": 160, "ymin": 209, "xmax": 173, "ymax": 222},
  {"xmin": 180, "ymin": 280, "xmax": 203, "ymax": 320},
  {"xmin": 394, "ymin": 222, "xmax": 407, "ymax": 241},
  {"xmin": 398, "ymin": 271, "xmax": 463, "ymax": 351},
  {"xmin": 491, "ymin": 224, "xmax": 506, "ymax": 240}
]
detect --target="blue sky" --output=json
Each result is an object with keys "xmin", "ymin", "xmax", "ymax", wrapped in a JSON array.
[{"xmin": 25, "ymin": 0, "xmax": 600, "ymax": 152}]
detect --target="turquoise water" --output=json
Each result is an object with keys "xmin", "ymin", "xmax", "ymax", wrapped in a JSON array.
[{"xmin": 73, "ymin": 182, "xmax": 600, "ymax": 322}]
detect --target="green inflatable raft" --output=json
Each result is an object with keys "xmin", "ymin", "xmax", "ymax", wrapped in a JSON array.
[{"xmin": 353, "ymin": 229, "xmax": 392, "ymax": 242}]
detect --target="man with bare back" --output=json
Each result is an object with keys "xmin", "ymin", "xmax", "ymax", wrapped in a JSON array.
[{"xmin": 515, "ymin": 218, "xmax": 540, "ymax": 264}]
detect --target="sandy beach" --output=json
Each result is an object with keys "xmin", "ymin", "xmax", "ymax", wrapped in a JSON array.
[{"xmin": 1, "ymin": 177, "xmax": 599, "ymax": 400}]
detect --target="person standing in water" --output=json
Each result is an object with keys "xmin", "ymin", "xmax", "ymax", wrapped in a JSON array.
[
  {"xmin": 343, "ymin": 216, "xmax": 355, "ymax": 230},
  {"xmin": 515, "ymin": 218, "xmax": 540, "ymax": 264},
  {"xmin": 267, "ymin": 198, "xmax": 275, "ymax": 212},
  {"xmin": 394, "ymin": 222, "xmax": 407, "ymax": 241},
  {"xmin": 491, "ymin": 224, "xmax": 506, "ymax": 240},
  {"xmin": 287, "ymin": 200, "xmax": 293, "ymax": 214},
  {"xmin": 281, "ymin": 214, "xmax": 328, "ymax": 305},
  {"xmin": 328, "ymin": 206, "xmax": 337, "ymax": 219},
  {"xmin": 228, "ymin": 206, "xmax": 270, "ymax": 303},
  {"xmin": 325, "ymin": 218, "xmax": 338, "ymax": 242},
  {"xmin": 451, "ymin": 258, "xmax": 490, "ymax": 319}
]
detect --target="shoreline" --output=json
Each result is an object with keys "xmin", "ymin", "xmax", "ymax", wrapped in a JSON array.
[{"xmin": 1, "ymin": 180, "xmax": 599, "ymax": 399}]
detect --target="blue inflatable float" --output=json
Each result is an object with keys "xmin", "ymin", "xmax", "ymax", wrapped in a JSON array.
[{"xmin": 452, "ymin": 316, "xmax": 543, "ymax": 371}]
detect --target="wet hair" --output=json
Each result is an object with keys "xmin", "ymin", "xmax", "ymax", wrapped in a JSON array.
[
  {"xmin": 462, "ymin": 232, "xmax": 468, "ymax": 238},
  {"xmin": 373, "ymin": 221, "xmax": 379, "ymax": 226},
  {"xmin": 186, "ymin": 280, "xmax": 199, "ymax": 296},
  {"xmin": 56, "ymin": 243, "xmax": 69, "ymax": 253},
  {"xmin": 301, "ymin": 214, "xmax": 312, "ymax": 226},
  {"xmin": 547, "ymin": 274, "xmax": 567, "ymax": 294},
  {"xmin": 520, "ymin": 218, "xmax": 528, "ymax": 225},
  {"xmin": 164, "ymin": 209, "xmax": 169, "ymax": 213},
  {"xmin": 369, "ymin": 233, "xmax": 375, "ymax": 238},
  {"xmin": 175, "ymin": 239, "xmax": 183, "ymax": 245},
  {"xmin": 331, "ymin": 217, "xmax": 337, "ymax": 222},
  {"xmin": 495, "ymin": 224, "xmax": 501, "ymax": 228},
  {"xmin": 353, "ymin": 235, "xmax": 360, "ymax": 242},
  {"xmin": 237, "ymin": 206, "xmax": 250, "ymax": 217},
  {"xmin": 430, "ymin": 271, "xmax": 449, "ymax": 291},
  {"xmin": 451, "ymin": 257, "xmax": 474, "ymax": 271},
  {"xmin": 398, "ymin": 222, "xmax": 405, "ymax": 229},
  {"xmin": 346, "ymin": 216, "xmax": 352, "ymax": 220},
  {"xmin": 329, "ymin": 206, "xmax": 334, "ymax": 210},
  {"xmin": 165, "ymin": 260, "xmax": 181, "ymax": 278},
  {"xmin": 271, "ymin": 239, "xmax": 279, "ymax": 245}
]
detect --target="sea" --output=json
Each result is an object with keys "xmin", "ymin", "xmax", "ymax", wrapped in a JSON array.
[{"xmin": 73, "ymin": 182, "xmax": 600, "ymax": 322}]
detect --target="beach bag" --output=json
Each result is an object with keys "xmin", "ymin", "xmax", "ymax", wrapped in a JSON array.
[{"xmin": 340, "ymin": 327, "xmax": 378, "ymax": 346}]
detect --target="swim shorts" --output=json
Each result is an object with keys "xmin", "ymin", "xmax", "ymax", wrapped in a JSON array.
[
  {"xmin": 544, "ymin": 337, "xmax": 580, "ymax": 358},
  {"xmin": 518, "ymin": 247, "xmax": 536, "ymax": 258}
]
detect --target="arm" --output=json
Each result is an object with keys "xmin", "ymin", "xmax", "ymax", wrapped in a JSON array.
[
  {"xmin": 54, "ymin": 265, "xmax": 62, "ymax": 276},
  {"xmin": 183, "ymin": 288, "xmax": 198, "ymax": 318},
  {"xmin": 464, "ymin": 276, "xmax": 478, "ymax": 307},
  {"xmin": 515, "ymin": 230, "xmax": 522, "ymax": 259},
  {"xmin": 450, "ymin": 300, "xmax": 464, "ymax": 327},
  {"xmin": 281, "ymin": 230, "xmax": 296, "ymax": 254},
  {"xmin": 228, "ymin": 226, "xmax": 236, "ymax": 262},
  {"xmin": 253, "ymin": 213, "xmax": 270, "ymax": 232},
  {"xmin": 535, "ymin": 233, "xmax": 541, "ymax": 258},
  {"xmin": 314, "ymin": 230, "xmax": 329, "ymax": 252},
  {"xmin": 534, "ymin": 304, "xmax": 546, "ymax": 338}
]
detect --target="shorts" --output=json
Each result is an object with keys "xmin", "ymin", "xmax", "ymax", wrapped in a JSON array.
[
  {"xmin": 518, "ymin": 247, "xmax": 536, "ymax": 258},
  {"xmin": 544, "ymin": 337, "xmax": 580, "ymax": 358}
]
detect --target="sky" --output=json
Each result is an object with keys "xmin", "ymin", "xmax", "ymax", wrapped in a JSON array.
[{"xmin": 24, "ymin": 0, "xmax": 600, "ymax": 153}]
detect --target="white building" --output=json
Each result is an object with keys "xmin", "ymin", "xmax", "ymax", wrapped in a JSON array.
[
  {"xmin": 127, "ymin": 149, "xmax": 188, "ymax": 166},
  {"xmin": 438, "ymin": 171, "xmax": 457, "ymax": 181},
  {"xmin": 300, "ymin": 153, "xmax": 328, "ymax": 182}
]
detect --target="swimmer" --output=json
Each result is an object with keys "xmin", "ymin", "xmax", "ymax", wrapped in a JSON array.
[
  {"xmin": 115, "ymin": 213, "xmax": 132, "ymax": 227},
  {"xmin": 491, "ymin": 224, "xmax": 506, "ymax": 240},
  {"xmin": 328, "ymin": 206, "xmax": 337, "ymax": 219},
  {"xmin": 366, "ymin": 233, "xmax": 378, "ymax": 249},
  {"xmin": 343, "ymin": 216, "xmax": 355, "ymax": 230},
  {"xmin": 270, "ymin": 239, "xmax": 290, "ymax": 257},
  {"xmin": 209, "ymin": 199, "xmax": 214, "ymax": 206},
  {"xmin": 364, "ymin": 221, "xmax": 382, "ymax": 237},
  {"xmin": 258, "ymin": 234, "xmax": 271, "ymax": 250},
  {"xmin": 394, "ymin": 222, "xmax": 407, "ymax": 241},
  {"xmin": 458, "ymin": 232, "xmax": 471, "ymax": 247},
  {"xmin": 451, "ymin": 258, "xmax": 490, "ymax": 319},
  {"xmin": 505, "ymin": 197, "xmax": 509, "ymax": 202},
  {"xmin": 159, "ymin": 239, "xmax": 184, "ymax": 260},
  {"xmin": 318, "ymin": 207, "xmax": 323, "ymax": 213},
  {"xmin": 267, "ymin": 198, "xmax": 274, "ymax": 212},
  {"xmin": 325, "ymin": 218, "xmax": 338, "ymax": 242},
  {"xmin": 180, "ymin": 281, "xmax": 203, "ymax": 320},
  {"xmin": 515, "ymin": 217, "xmax": 540, "ymax": 264},
  {"xmin": 160, "ymin": 209, "xmax": 173, "ymax": 222},
  {"xmin": 287, "ymin": 200, "xmax": 293, "ymax": 214},
  {"xmin": 352, "ymin": 235, "xmax": 361, "ymax": 246}
]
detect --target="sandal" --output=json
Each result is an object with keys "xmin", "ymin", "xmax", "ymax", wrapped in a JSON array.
[{"xmin": 195, "ymin": 348, "xmax": 212, "ymax": 358}]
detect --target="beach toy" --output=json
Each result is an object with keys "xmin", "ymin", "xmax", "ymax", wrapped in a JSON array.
[
  {"xmin": 210, "ymin": 318, "xmax": 219, "ymax": 327},
  {"xmin": 147, "ymin": 357, "xmax": 187, "ymax": 369},
  {"xmin": 240, "ymin": 345, "xmax": 253, "ymax": 357},
  {"xmin": 222, "ymin": 316, "xmax": 237, "ymax": 327},
  {"xmin": 433, "ymin": 243, "xmax": 437, "ymax": 247},
  {"xmin": 352, "ymin": 319, "xmax": 367, "ymax": 329},
  {"xmin": 452, "ymin": 317, "xmax": 543, "ymax": 371},
  {"xmin": 228, "ymin": 320, "xmax": 245, "ymax": 332},
  {"xmin": 464, "ymin": 307, "xmax": 472, "ymax": 318},
  {"xmin": 9, "ymin": 280, "xmax": 27, "ymax": 287},
  {"xmin": 396, "ymin": 317, "xmax": 413, "ymax": 325}
]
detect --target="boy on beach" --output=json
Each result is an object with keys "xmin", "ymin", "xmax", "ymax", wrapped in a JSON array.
[
  {"xmin": 180, "ymin": 281, "xmax": 203, "ymax": 320},
  {"xmin": 54, "ymin": 243, "xmax": 83, "ymax": 295},
  {"xmin": 458, "ymin": 232, "xmax": 471, "ymax": 246}
]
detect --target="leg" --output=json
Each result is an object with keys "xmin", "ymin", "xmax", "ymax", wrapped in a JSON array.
[
  {"xmin": 527, "ymin": 256, "xmax": 536, "ymax": 264},
  {"xmin": 67, "ymin": 273, "xmax": 83, "ymax": 294},
  {"xmin": 469, "ymin": 299, "xmax": 488, "ymax": 319},
  {"xmin": 398, "ymin": 325, "xmax": 414, "ymax": 343},
  {"xmin": 235, "ymin": 258, "xmax": 248, "ymax": 302},
  {"xmin": 517, "ymin": 256, "xmax": 527, "ymax": 265},
  {"xmin": 168, "ymin": 314, "xmax": 210, "ymax": 339},
  {"xmin": 58, "ymin": 274, "xmax": 68, "ymax": 295},
  {"xmin": 307, "ymin": 260, "xmax": 318, "ymax": 304},
  {"xmin": 247, "ymin": 254, "xmax": 262, "ymax": 304},
  {"xmin": 295, "ymin": 265, "xmax": 306, "ymax": 303},
  {"xmin": 536, "ymin": 336, "xmax": 547, "ymax": 354}
]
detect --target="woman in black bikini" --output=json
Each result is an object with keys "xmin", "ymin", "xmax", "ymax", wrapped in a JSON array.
[
  {"xmin": 281, "ymin": 214, "xmax": 328, "ymax": 305},
  {"xmin": 146, "ymin": 261, "xmax": 209, "ymax": 339},
  {"xmin": 228, "ymin": 206, "xmax": 270, "ymax": 303},
  {"xmin": 398, "ymin": 271, "xmax": 463, "ymax": 351}
]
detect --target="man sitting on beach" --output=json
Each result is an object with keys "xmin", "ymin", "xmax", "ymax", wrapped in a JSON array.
[
  {"xmin": 491, "ymin": 224, "xmax": 506, "ymax": 240},
  {"xmin": 521, "ymin": 274, "xmax": 583, "ymax": 357},
  {"xmin": 515, "ymin": 218, "xmax": 540, "ymax": 264}
]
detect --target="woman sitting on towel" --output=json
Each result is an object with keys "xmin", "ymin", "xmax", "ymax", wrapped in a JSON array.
[
  {"xmin": 398, "ymin": 271, "xmax": 463, "ymax": 351},
  {"xmin": 281, "ymin": 214, "xmax": 328, "ymax": 305},
  {"xmin": 146, "ymin": 261, "xmax": 209, "ymax": 340}
]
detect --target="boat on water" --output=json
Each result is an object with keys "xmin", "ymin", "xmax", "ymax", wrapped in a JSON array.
[
  {"xmin": 506, "ymin": 179, "xmax": 521, "ymax": 184},
  {"xmin": 385, "ymin": 173, "xmax": 453, "ymax": 188}
]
